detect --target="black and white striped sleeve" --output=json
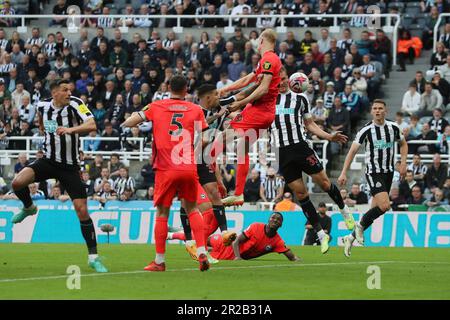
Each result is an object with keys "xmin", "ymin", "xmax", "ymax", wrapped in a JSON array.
[
  {"xmin": 70, "ymin": 97, "xmax": 94, "ymax": 122},
  {"xmin": 392, "ymin": 122, "xmax": 405, "ymax": 142},
  {"xmin": 354, "ymin": 125, "xmax": 371, "ymax": 146}
]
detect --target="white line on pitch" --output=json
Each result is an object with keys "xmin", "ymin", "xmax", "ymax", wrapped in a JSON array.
[{"xmin": 0, "ymin": 261, "xmax": 400, "ymax": 283}]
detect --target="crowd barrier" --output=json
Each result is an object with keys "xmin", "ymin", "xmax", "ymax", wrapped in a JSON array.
[{"xmin": 0, "ymin": 200, "xmax": 448, "ymax": 247}]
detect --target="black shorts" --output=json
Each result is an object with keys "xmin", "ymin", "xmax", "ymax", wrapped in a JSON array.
[
  {"xmin": 197, "ymin": 163, "xmax": 216, "ymax": 185},
  {"xmin": 365, "ymin": 172, "xmax": 394, "ymax": 196},
  {"xmin": 27, "ymin": 158, "xmax": 87, "ymax": 199},
  {"xmin": 279, "ymin": 142, "xmax": 324, "ymax": 184}
]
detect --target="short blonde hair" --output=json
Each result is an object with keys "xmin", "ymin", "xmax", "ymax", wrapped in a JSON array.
[{"xmin": 261, "ymin": 29, "xmax": 277, "ymax": 44}]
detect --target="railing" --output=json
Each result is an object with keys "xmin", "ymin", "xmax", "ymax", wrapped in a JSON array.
[
  {"xmin": 0, "ymin": 135, "xmax": 329, "ymax": 191},
  {"xmin": 433, "ymin": 13, "xmax": 450, "ymax": 52},
  {"xmin": 0, "ymin": 13, "xmax": 402, "ymax": 65}
]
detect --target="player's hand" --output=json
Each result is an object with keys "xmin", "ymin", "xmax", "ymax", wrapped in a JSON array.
[
  {"xmin": 337, "ymin": 173, "xmax": 347, "ymax": 187},
  {"xmin": 228, "ymin": 100, "xmax": 244, "ymax": 113},
  {"xmin": 217, "ymin": 88, "xmax": 226, "ymax": 98},
  {"xmin": 217, "ymin": 106, "xmax": 229, "ymax": 117},
  {"xmin": 330, "ymin": 131, "xmax": 348, "ymax": 144},
  {"xmin": 399, "ymin": 162, "xmax": 407, "ymax": 179},
  {"xmin": 56, "ymin": 127, "xmax": 74, "ymax": 135}
]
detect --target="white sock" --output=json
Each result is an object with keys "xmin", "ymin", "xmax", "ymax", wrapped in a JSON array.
[
  {"xmin": 88, "ymin": 254, "xmax": 98, "ymax": 262},
  {"xmin": 197, "ymin": 246, "xmax": 207, "ymax": 256},
  {"xmin": 155, "ymin": 253, "xmax": 165, "ymax": 264},
  {"xmin": 185, "ymin": 240, "xmax": 196, "ymax": 247},
  {"xmin": 317, "ymin": 230, "xmax": 326, "ymax": 242},
  {"xmin": 348, "ymin": 234, "xmax": 355, "ymax": 243},
  {"xmin": 167, "ymin": 232, "xmax": 174, "ymax": 240}
]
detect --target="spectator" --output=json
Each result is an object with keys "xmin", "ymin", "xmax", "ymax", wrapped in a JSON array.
[
  {"xmin": 437, "ymin": 124, "xmax": 450, "ymax": 154},
  {"xmin": 220, "ymin": 163, "xmax": 235, "ymax": 194},
  {"xmin": 244, "ymin": 169, "xmax": 261, "ymax": 203},
  {"xmin": 99, "ymin": 122, "xmax": 120, "ymax": 152},
  {"xmin": 108, "ymin": 153, "xmax": 124, "ymax": 180},
  {"xmin": 14, "ymin": 153, "xmax": 28, "ymax": 174},
  {"xmin": 28, "ymin": 182, "xmax": 45, "ymax": 201},
  {"xmin": 427, "ymin": 42, "xmax": 447, "ymax": 80},
  {"xmin": 413, "ymin": 123, "xmax": 438, "ymax": 154},
  {"xmin": 260, "ymin": 168, "xmax": 284, "ymax": 203},
  {"xmin": 227, "ymin": 52, "xmax": 245, "ymax": 82},
  {"xmin": 81, "ymin": 171, "xmax": 95, "ymax": 198},
  {"xmin": 431, "ymin": 71, "xmax": 450, "ymax": 105},
  {"xmin": 407, "ymin": 185, "xmax": 426, "ymax": 205},
  {"xmin": 438, "ymin": 55, "xmax": 450, "ymax": 83},
  {"xmin": 311, "ymin": 98, "xmax": 328, "ymax": 123},
  {"xmin": 401, "ymin": 82, "xmax": 421, "ymax": 116},
  {"xmin": 419, "ymin": 82, "xmax": 443, "ymax": 117},
  {"xmin": 429, "ymin": 107, "xmax": 449, "ymax": 134},
  {"xmin": 425, "ymin": 153, "xmax": 448, "ymax": 191},
  {"xmin": 94, "ymin": 167, "xmax": 114, "ymax": 194},
  {"xmin": 346, "ymin": 68, "xmax": 368, "ymax": 98},
  {"xmin": 146, "ymin": 186, "xmax": 155, "ymax": 201},
  {"xmin": 390, "ymin": 185, "xmax": 407, "ymax": 211},
  {"xmin": 422, "ymin": 6, "xmax": 440, "ymax": 50},
  {"xmin": 94, "ymin": 181, "xmax": 118, "ymax": 204},
  {"xmin": 0, "ymin": 1, "xmax": 16, "ymax": 27},
  {"xmin": 399, "ymin": 170, "xmax": 417, "ymax": 200},
  {"xmin": 113, "ymin": 167, "xmax": 135, "ymax": 197},
  {"xmin": 348, "ymin": 183, "xmax": 369, "ymax": 205},
  {"xmin": 298, "ymin": 52, "xmax": 319, "ymax": 77},
  {"xmin": 119, "ymin": 187, "xmax": 136, "ymax": 202},
  {"xmin": 89, "ymin": 154, "xmax": 105, "ymax": 180},
  {"xmin": 425, "ymin": 188, "xmax": 448, "ymax": 209},
  {"xmin": 140, "ymin": 157, "xmax": 155, "ymax": 189},
  {"xmin": 339, "ymin": 84, "xmax": 361, "ymax": 131},
  {"xmin": 408, "ymin": 154, "xmax": 428, "ymax": 188},
  {"xmin": 304, "ymin": 202, "xmax": 331, "ymax": 245},
  {"xmin": 372, "ymin": 29, "xmax": 392, "ymax": 75},
  {"xmin": 48, "ymin": 185, "xmax": 70, "ymax": 201},
  {"xmin": 50, "ymin": 0, "xmax": 68, "ymax": 27},
  {"xmin": 274, "ymin": 192, "xmax": 300, "ymax": 212},
  {"xmin": 84, "ymin": 130, "xmax": 101, "ymax": 152},
  {"xmin": 395, "ymin": 111, "xmax": 409, "ymax": 133},
  {"xmin": 412, "ymin": 71, "xmax": 426, "ymax": 94},
  {"xmin": 397, "ymin": 30, "xmax": 416, "ymax": 72},
  {"xmin": 317, "ymin": 29, "xmax": 331, "ymax": 53}
]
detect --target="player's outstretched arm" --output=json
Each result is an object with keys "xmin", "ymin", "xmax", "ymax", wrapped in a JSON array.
[
  {"xmin": 304, "ymin": 118, "xmax": 348, "ymax": 144},
  {"xmin": 121, "ymin": 112, "xmax": 145, "ymax": 128},
  {"xmin": 337, "ymin": 142, "xmax": 360, "ymax": 187},
  {"xmin": 56, "ymin": 118, "xmax": 97, "ymax": 135},
  {"xmin": 228, "ymin": 74, "xmax": 272, "ymax": 112},
  {"xmin": 218, "ymin": 72, "xmax": 256, "ymax": 97},
  {"xmin": 283, "ymin": 249, "xmax": 301, "ymax": 262}
]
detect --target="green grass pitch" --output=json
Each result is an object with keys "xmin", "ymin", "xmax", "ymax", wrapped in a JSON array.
[{"xmin": 0, "ymin": 244, "xmax": 449, "ymax": 300}]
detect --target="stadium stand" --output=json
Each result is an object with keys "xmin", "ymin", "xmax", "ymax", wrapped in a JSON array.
[{"xmin": 0, "ymin": 0, "xmax": 450, "ymax": 212}]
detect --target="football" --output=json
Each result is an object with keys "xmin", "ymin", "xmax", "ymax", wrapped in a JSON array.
[{"xmin": 288, "ymin": 72, "xmax": 309, "ymax": 94}]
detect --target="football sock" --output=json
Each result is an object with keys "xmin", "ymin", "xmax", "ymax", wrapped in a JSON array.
[
  {"xmin": 234, "ymin": 154, "xmax": 250, "ymax": 196},
  {"xmin": 88, "ymin": 254, "xmax": 98, "ymax": 263},
  {"xmin": 197, "ymin": 246, "xmax": 207, "ymax": 256},
  {"xmin": 348, "ymin": 234, "xmax": 356, "ymax": 243},
  {"xmin": 14, "ymin": 186, "xmax": 33, "ymax": 209},
  {"xmin": 154, "ymin": 216, "xmax": 168, "ymax": 255},
  {"xmin": 360, "ymin": 206, "xmax": 385, "ymax": 230},
  {"xmin": 155, "ymin": 253, "xmax": 165, "ymax": 264},
  {"xmin": 317, "ymin": 229, "xmax": 326, "ymax": 242},
  {"xmin": 299, "ymin": 196, "xmax": 323, "ymax": 233},
  {"xmin": 213, "ymin": 205, "xmax": 228, "ymax": 232},
  {"xmin": 179, "ymin": 207, "xmax": 192, "ymax": 240},
  {"xmin": 327, "ymin": 183, "xmax": 345, "ymax": 210},
  {"xmin": 171, "ymin": 232, "xmax": 186, "ymax": 241},
  {"xmin": 80, "ymin": 218, "xmax": 97, "ymax": 255},
  {"xmin": 188, "ymin": 209, "xmax": 206, "ymax": 249}
]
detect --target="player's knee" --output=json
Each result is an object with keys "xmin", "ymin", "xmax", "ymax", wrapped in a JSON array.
[
  {"xmin": 11, "ymin": 178, "xmax": 26, "ymax": 191},
  {"xmin": 379, "ymin": 203, "xmax": 391, "ymax": 213},
  {"xmin": 320, "ymin": 178, "xmax": 331, "ymax": 191},
  {"xmin": 74, "ymin": 201, "xmax": 88, "ymax": 216}
]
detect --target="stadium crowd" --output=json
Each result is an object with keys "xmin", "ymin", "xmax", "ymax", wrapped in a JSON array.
[{"xmin": 0, "ymin": 0, "xmax": 450, "ymax": 214}]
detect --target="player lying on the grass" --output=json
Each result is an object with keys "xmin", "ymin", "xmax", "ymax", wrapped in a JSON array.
[
  {"xmin": 168, "ymin": 183, "xmax": 221, "ymax": 264},
  {"xmin": 270, "ymin": 68, "xmax": 354, "ymax": 254},
  {"xmin": 338, "ymin": 100, "xmax": 408, "ymax": 257},
  {"xmin": 122, "ymin": 75, "xmax": 210, "ymax": 272},
  {"xmin": 208, "ymin": 212, "xmax": 300, "ymax": 261},
  {"xmin": 207, "ymin": 29, "xmax": 282, "ymax": 207},
  {"xmin": 10, "ymin": 80, "xmax": 108, "ymax": 273}
]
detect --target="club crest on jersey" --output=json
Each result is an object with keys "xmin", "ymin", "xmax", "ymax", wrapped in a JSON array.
[
  {"xmin": 44, "ymin": 120, "xmax": 58, "ymax": 133},
  {"xmin": 200, "ymin": 194, "xmax": 206, "ymax": 200},
  {"xmin": 263, "ymin": 61, "xmax": 272, "ymax": 70},
  {"xmin": 265, "ymin": 245, "xmax": 273, "ymax": 252},
  {"xmin": 233, "ymin": 113, "xmax": 243, "ymax": 122}
]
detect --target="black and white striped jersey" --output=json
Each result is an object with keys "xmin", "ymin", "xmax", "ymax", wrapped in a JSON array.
[
  {"xmin": 37, "ymin": 96, "xmax": 93, "ymax": 166},
  {"xmin": 261, "ymin": 177, "xmax": 284, "ymax": 201},
  {"xmin": 97, "ymin": 17, "xmax": 115, "ymax": 28},
  {"xmin": 25, "ymin": 37, "xmax": 45, "ymax": 55},
  {"xmin": 113, "ymin": 176, "xmax": 135, "ymax": 196},
  {"xmin": 271, "ymin": 91, "xmax": 311, "ymax": 148},
  {"xmin": 354, "ymin": 120, "xmax": 404, "ymax": 174},
  {"xmin": 407, "ymin": 163, "xmax": 428, "ymax": 177},
  {"xmin": 44, "ymin": 42, "xmax": 58, "ymax": 58},
  {"xmin": 360, "ymin": 63, "xmax": 376, "ymax": 77}
]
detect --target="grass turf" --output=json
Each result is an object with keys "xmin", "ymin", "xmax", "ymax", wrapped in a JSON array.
[{"xmin": 0, "ymin": 244, "xmax": 449, "ymax": 300}]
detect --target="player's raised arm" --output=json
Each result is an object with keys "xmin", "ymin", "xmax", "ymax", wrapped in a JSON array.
[
  {"xmin": 121, "ymin": 111, "xmax": 147, "ymax": 128},
  {"xmin": 217, "ymin": 72, "xmax": 256, "ymax": 97},
  {"xmin": 304, "ymin": 118, "xmax": 348, "ymax": 144},
  {"xmin": 228, "ymin": 74, "xmax": 272, "ymax": 112},
  {"xmin": 337, "ymin": 142, "xmax": 361, "ymax": 187},
  {"xmin": 398, "ymin": 131, "xmax": 408, "ymax": 179}
]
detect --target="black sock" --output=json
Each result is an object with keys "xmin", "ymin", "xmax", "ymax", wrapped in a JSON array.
[
  {"xmin": 14, "ymin": 187, "xmax": 33, "ymax": 208},
  {"xmin": 327, "ymin": 183, "xmax": 345, "ymax": 209},
  {"xmin": 300, "ymin": 197, "xmax": 323, "ymax": 233},
  {"xmin": 180, "ymin": 208, "xmax": 192, "ymax": 240},
  {"xmin": 80, "ymin": 218, "xmax": 97, "ymax": 255},
  {"xmin": 360, "ymin": 206, "xmax": 385, "ymax": 230},
  {"xmin": 213, "ymin": 205, "xmax": 228, "ymax": 232}
]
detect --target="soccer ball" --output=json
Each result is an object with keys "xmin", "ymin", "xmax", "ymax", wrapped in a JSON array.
[{"xmin": 288, "ymin": 72, "xmax": 309, "ymax": 94}]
